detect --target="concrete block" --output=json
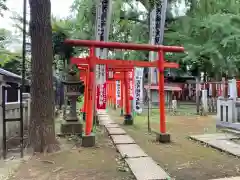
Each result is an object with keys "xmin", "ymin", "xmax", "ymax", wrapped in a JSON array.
[
  {"xmin": 156, "ymin": 133, "xmax": 171, "ymax": 143},
  {"xmin": 60, "ymin": 122, "xmax": 83, "ymax": 135},
  {"xmin": 82, "ymin": 133, "xmax": 95, "ymax": 147},
  {"xmin": 124, "ymin": 114, "xmax": 133, "ymax": 125}
]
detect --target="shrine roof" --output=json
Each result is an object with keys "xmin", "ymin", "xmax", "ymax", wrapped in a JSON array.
[
  {"xmin": 0, "ymin": 68, "xmax": 30, "ymax": 84},
  {"xmin": 0, "ymin": 68, "xmax": 22, "ymax": 79}
]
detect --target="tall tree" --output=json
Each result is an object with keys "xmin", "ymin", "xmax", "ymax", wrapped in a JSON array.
[{"xmin": 28, "ymin": 0, "xmax": 58, "ymax": 152}]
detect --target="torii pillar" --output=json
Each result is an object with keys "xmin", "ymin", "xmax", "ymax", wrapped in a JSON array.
[
  {"xmin": 120, "ymin": 79, "xmax": 124, "ymax": 116},
  {"xmin": 123, "ymin": 71, "xmax": 132, "ymax": 124}
]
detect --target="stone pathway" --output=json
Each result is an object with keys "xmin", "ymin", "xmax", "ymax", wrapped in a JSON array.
[
  {"xmin": 189, "ymin": 133, "xmax": 240, "ymax": 157},
  {"xmin": 97, "ymin": 110, "xmax": 170, "ymax": 180},
  {"xmin": 221, "ymin": 128, "xmax": 240, "ymax": 135},
  {"xmin": 210, "ymin": 177, "xmax": 240, "ymax": 180}
]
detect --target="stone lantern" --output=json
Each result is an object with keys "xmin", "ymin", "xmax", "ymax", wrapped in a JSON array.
[{"xmin": 61, "ymin": 68, "xmax": 84, "ymax": 135}]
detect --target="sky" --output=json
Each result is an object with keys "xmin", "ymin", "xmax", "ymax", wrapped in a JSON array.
[
  {"xmin": 0, "ymin": 0, "xmax": 186, "ymax": 51},
  {"xmin": 0, "ymin": 0, "xmax": 186, "ymax": 31},
  {"xmin": 0, "ymin": 0, "xmax": 74, "ymax": 30},
  {"xmin": 0, "ymin": 0, "xmax": 74, "ymax": 51}
]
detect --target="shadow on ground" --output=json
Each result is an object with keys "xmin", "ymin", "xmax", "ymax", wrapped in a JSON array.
[{"xmin": 8, "ymin": 126, "xmax": 135, "ymax": 180}]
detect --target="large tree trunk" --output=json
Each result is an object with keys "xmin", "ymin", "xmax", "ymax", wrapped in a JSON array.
[{"xmin": 28, "ymin": 0, "xmax": 58, "ymax": 153}]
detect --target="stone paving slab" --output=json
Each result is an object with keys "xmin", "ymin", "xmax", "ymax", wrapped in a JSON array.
[
  {"xmin": 105, "ymin": 112, "xmax": 170, "ymax": 180},
  {"xmin": 97, "ymin": 112, "xmax": 107, "ymax": 115},
  {"xmin": 221, "ymin": 128, "xmax": 240, "ymax": 135},
  {"xmin": 111, "ymin": 135, "xmax": 135, "ymax": 144},
  {"xmin": 217, "ymin": 122, "xmax": 240, "ymax": 131},
  {"xmin": 98, "ymin": 117, "xmax": 111, "ymax": 122},
  {"xmin": 99, "ymin": 120, "xmax": 116, "ymax": 125},
  {"xmin": 105, "ymin": 123, "xmax": 120, "ymax": 128},
  {"xmin": 125, "ymin": 157, "xmax": 170, "ymax": 180},
  {"xmin": 97, "ymin": 112, "xmax": 107, "ymax": 114},
  {"xmin": 207, "ymin": 139, "xmax": 240, "ymax": 156},
  {"xmin": 210, "ymin": 177, "xmax": 240, "ymax": 180},
  {"xmin": 98, "ymin": 115, "xmax": 108, "ymax": 119},
  {"xmin": 190, "ymin": 133, "xmax": 238, "ymax": 142},
  {"xmin": 99, "ymin": 116, "xmax": 111, "ymax": 121},
  {"xmin": 116, "ymin": 144, "xmax": 148, "ymax": 158},
  {"xmin": 97, "ymin": 110, "xmax": 107, "ymax": 113},
  {"xmin": 190, "ymin": 134, "xmax": 240, "ymax": 157},
  {"xmin": 106, "ymin": 127, "xmax": 126, "ymax": 135},
  {"xmin": 98, "ymin": 114, "xmax": 109, "ymax": 118}
]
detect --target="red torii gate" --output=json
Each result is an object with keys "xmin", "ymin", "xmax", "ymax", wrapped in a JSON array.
[
  {"xmin": 74, "ymin": 59, "xmax": 179, "ymax": 121},
  {"xmin": 106, "ymin": 66, "xmax": 135, "ymax": 117},
  {"xmin": 78, "ymin": 65, "xmax": 132, "ymax": 120},
  {"xmin": 65, "ymin": 39, "xmax": 184, "ymax": 143}
]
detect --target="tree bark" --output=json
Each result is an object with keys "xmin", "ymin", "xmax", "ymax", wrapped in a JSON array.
[{"xmin": 28, "ymin": 0, "xmax": 58, "ymax": 153}]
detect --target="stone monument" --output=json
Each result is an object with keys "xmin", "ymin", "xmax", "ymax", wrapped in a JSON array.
[
  {"xmin": 61, "ymin": 68, "xmax": 84, "ymax": 135},
  {"xmin": 216, "ymin": 78, "xmax": 240, "ymax": 130}
]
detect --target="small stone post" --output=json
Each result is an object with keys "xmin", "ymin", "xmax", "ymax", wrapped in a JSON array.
[
  {"xmin": 196, "ymin": 77, "xmax": 200, "ymax": 114},
  {"xmin": 22, "ymin": 93, "xmax": 31, "ymax": 127},
  {"xmin": 172, "ymin": 99, "xmax": 177, "ymax": 115},
  {"xmin": 221, "ymin": 77, "xmax": 226, "ymax": 98},
  {"xmin": 0, "ymin": 75, "xmax": 3, "ymax": 105},
  {"xmin": 229, "ymin": 78, "xmax": 238, "ymax": 122},
  {"xmin": 201, "ymin": 90, "xmax": 208, "ymax": 116},
  {"xmin": 0, "ymin": 75, "xmax": 4, "ymax": 149},
  {"xmin": 230, "ymin": 78, "xmax": 237, "ymax": 100}
]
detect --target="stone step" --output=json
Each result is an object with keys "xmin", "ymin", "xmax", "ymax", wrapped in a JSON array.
[
  {"xmin": 106, "ymin": 127, "xmax": 126, "ymax": 135},
  {"xmin": 116, "ymin": 144, "xmax": 147, "ymax": 158},
  {"xmin": 111, "ymin": 135, "xmax": 135, "ymax": 144},
  {"xmin": 125, "ymin": 157, "xmax": 170, "ymax": 180}
]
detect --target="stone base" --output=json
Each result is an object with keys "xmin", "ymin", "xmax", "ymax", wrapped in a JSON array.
[
  {"xmin": 61, "ymin": 121, "xmax": 83, "ymax": 135},
  {"xmin": 82, "ymin": 133, "xmax": 95, "ymax": 147},
  {"xmin": 65, "ymin": 116, "xmax": 79, "ymax": 122},
  {"xmin": 124, "ymin": 114, "xmax": 133, "ymax": 125},
  {"xmin": 156, "ymin": 133, "xmax": 171, "ymax": 143}
]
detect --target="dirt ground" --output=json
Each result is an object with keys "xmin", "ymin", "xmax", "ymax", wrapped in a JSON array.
[
  {"xmin": 109, "ymin": 109, "xmax": 240, "ymax": 180},
  {"xmin": 8, "ymin": 127, "xmax": 135, "ymax": 180}
]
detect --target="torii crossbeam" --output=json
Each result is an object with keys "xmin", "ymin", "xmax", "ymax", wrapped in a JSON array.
[{"xmin": 65, "ymin": 39, "xmax": 184, "ymax": 143}]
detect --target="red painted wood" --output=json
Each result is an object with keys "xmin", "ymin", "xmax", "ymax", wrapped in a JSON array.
[
  {"xmin": 65, "ymin": 39, "xmax": 184, "ymax": 52},
  {"xmin": 71, "ymin": 57, "xmax": 179, "ymax": 68}
]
